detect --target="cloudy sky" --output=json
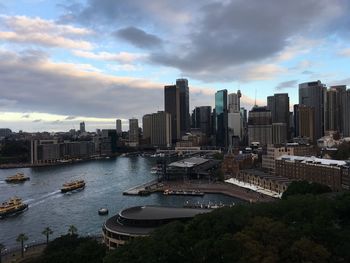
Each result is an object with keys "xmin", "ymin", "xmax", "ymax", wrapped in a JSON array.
[{"xmin": 0, "ymin": 0, "xmax": 349, "ymax": 132}]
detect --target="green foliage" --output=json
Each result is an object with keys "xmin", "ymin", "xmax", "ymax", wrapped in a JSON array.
[
  {"xmin": 30, "ymin": 235, "xmax": 105, "ymax": 263},
  {"xmin": 282, "ymin": 180, "xmax": 332, "ymax": 199},
  {"xmin": 16, "ymin": 233, "xmax": 28, "ymax": 258},
  {"xmin": 0, "ymin": 140, "xmax": 30, "ymax": 164},
  {"xmin": 67, "ymin": 225, "xmax": 77, "ymax": 236},
  {"xmin": 106, "ymin": 193, "xmax": 350, "ymax": 263},
  {"xmin": 332, "ymin": 142, "xmax": 350, "ymax": 160},
  {"xmin": 212, "ymin": 152, "xmax": 224, "ymax": 160},
  {"xmin": 42, "ymin": 227, "xmax": 53, "ymax": 244}
]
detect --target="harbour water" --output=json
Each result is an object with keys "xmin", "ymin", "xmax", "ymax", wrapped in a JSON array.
[{"xmin": 0, "ymin": 156, "xmax": 242, "ymax": 248}]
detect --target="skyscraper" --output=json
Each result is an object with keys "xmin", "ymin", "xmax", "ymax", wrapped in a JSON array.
[
  {"xmin": 326, "ymin": 86, "xmax": 346, "ymax": 133},
  {"xmin": 267, "ymin": 93, "xmax": 290, "ymax": 141},
  {"xmin": 143, "ymin": 111, "xmax": 172, "ymax": 147},
  {"xmin": 116, "ymin": 119, "xmax": 122, "ymax": 135},
  {"xmin": 297, "ymin": 105, "xmax": 315, "ymax": 142},
  {"xmin": 228, "ymin": 90, "xmax": 242, "ymax": 146},
  {"xmin": 164, "ymin": 85, "xmax": 180, "ymax": 143},
  {"xmin": 248, "ymin": 106, "xmax": 272, "ymax": 146},
  {"xmin": 79, "ymin": 122, "xmax": 85, "ymax": 133},
  {"xmin": 299, "ymin": 81, "xmax": 326, "ymax": 140},
  {"xmin": 176, "ymin": 78, "xmax": 190, "ymax": 136},
  {"xmin": 128, "ymin": 118, "xmax": 139, "ymax": 146},
  {"xmin": 192, "ymin": 106, "xmax": 212, "ymax": 137},
  {"xmin": 343, "ymin": 89, "xmax": 350, "ymax": 137},
  {"xmin": 215, "ymin": 89, "xmax": 228, "ymax": 148}
]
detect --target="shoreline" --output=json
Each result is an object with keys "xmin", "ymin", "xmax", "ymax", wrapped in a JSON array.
[
  {"xmin": 0, "ymin": 156, "xmax": 119, "ymax": 169},
  {"xmin": 124, "ymin": 179, "xmax": 277, "ymax": 203}
]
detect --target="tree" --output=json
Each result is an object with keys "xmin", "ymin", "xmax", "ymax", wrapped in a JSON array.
[
  {"xmin": 282, "ymin": 180, "xmax": 331, "ymax": 199},
  {"xmin": 0, "ymin": 243, "xmax": 5, "ymax": 263},
  {"xmin": 68, "ymin": 225, "xmax": 78, "ymax": 236},
  {"xmin": 16, "ymin": 233, "xmax": 28, "ymax": 258},
  {"xmin": 42, "ymin": 227, "xmax": 53, "ymax": 245}
]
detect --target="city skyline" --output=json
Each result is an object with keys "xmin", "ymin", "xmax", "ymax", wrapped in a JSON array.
[{"xmin": 1, "ymin": 0, "xmax": 350, "ymax": 131}]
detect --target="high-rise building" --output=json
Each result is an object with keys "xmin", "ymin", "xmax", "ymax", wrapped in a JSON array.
[
  {"xmin": 272, "ymin": 123, "xmax": 287, "ymax": 145},
  {"xmin": 128, "ymin": 118, "xmax": 139, "ymax": 146},
  {"xmin": 192, "ymin": 106, "xmax": 212, "ymax": 137},
  {"xmin": 116, "ymin": 119, "xmax": 122, "ymax": 135},
  {"xmin": 228, "ymin": 90, "xmax": 242, "ymax": 147},
  {"xmin": 325, "ymin": 86, "xmax": 346, "ymax": 133},
  {"xmin": 142, "ymin": 111, "xmax": 172, "ymax": 147},
  {"xmin": 343, "ymin": 89, "xmax": 350, "ymax": 137},
  {"xmin": 164, "ymin": 85, "xmax": 180, "ymax": 143},
  {"xmin": 297, "ymin": 105, "xmax": 315, "ymax": 142},
  {"xmin": 79, "ymin": 122, "xmax": 85, "ymax": 133},
  {"xmin": 240, "ymin": 107, "xmax": 248, "ymax": 146},
  {"xmin": 299, "ymin": 81, "xmax": 326, "ymax": 140},
  {"xmin": 248, "ymin": 106, "xmax": 272, "ymax": 145},
  {"xmin": 267, "ymin": 93, "xmax": 290, "ymax": 140},
  {"xmin": 215, "ymin": 89, "xmax": 228, "ymax": 148},
  {"xmin": 176, "ymin": 79, "xmax": 190, "ymax": 136},
  {"xmin": 228, "ymin": 90, "xmax": 241, "ymax": 113}
]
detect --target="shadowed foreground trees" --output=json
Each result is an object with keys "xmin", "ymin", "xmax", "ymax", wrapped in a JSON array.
[
  {"xmin": 25, "ymin": 192, "xmax": 350, "ymax": 263},
  {"xmin": 105, "ymin": 193, "xmax": 350, "ymax": 263},
  {"xmin": 16, "ymin": 233, "xmax": 28, "ymax": 258},
  {"xmin": 30, "ymin": 235, "xmax": 105, "ymax": 263},
  {"xmin": 282, "ymin": 180, "xmax": 332, "ymax": 199}
]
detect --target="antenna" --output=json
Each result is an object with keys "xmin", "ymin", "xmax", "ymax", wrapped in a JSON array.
[{"xmin": 254, "ymin": 88, "xmax": 257, "ymax": 107}]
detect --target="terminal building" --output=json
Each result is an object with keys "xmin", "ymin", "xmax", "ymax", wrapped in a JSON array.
[{"xmin": 102, "ymin": 206, "xmax": 211, "ymax": 249}]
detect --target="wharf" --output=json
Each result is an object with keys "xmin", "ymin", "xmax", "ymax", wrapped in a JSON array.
[
  {"xmin": 122, "ymin": 180, "xmax": 160, "ymax": 195},
  {"xmin": 123, "ymin": 179, "xmax": 276, "ymax": 203}
]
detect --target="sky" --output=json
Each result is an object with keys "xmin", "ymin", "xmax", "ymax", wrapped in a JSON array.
[{"xmin": 0, "ymin": 0, "xmax": 350, "ymax": 132}]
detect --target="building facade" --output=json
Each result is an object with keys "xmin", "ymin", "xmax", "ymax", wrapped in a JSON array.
[
  {"xmin": 215, "ymin": 89, "xmax": 228, "ymax": 148},
  {"xmin": 248, "ymin": 106, "xmax": 272, "ymax": 146},
  {"xmin": 143, "ymin": 111, "xmax": 172, "ymax": 147},
  {"xmin": 299, "ymin": 81, "xmax": 326, "ymax": 140},
  {"xmin": 164, "ymin": 85, "xmax": 180, "ymax": 143},
  {"xmin": 275, "ymin": 155, "xmax": 348, "ymax": 191},
  {"xmin": 128, "ymin": 118, "xmax": 139, "ymax": 147},
  {"xmin": 116, "ymin": 119, "xmax": 122, "ymax": 135},
  {"xmin": 176, "ymin": 79, "xmax": 190, "ymax": 136}
]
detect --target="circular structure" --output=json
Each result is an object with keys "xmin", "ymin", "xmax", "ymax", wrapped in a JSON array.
[{"xmin": 102, "ymin": 205, "xmax": 211, "ymax": 249}]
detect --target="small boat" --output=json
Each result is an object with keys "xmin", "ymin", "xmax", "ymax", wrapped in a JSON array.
[
  {"xmin": 98, "ymin": 208, "xmax": 109, "ymax": 215},
  {"xmin": 0, "ymin": 197, "xmax": 28, "ymax": 218},
  {"xmin": 5, "ymin": 173, "xmax": 30, "ymax": 183},
  {"xmin": 61, "ymin": 180, "xmax": 85, "ymax": 193}
]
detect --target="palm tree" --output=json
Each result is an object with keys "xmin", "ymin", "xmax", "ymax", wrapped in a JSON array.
[
  {"xmin": 16, "ymin": 233, "xmax": 28, "ymax": 258},
  {"xmin": 42, "ymin": 227, "xmax": 53, "ymax": 245},
  {"xmin": 0, "ymin": 243, "xmax": 5, "ymax": 263},
  {"xmin": 68, "ymin": 225, "xmax": 77, "ymax": 236}
]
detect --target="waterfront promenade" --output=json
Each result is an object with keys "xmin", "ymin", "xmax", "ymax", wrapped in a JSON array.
[{"xmin": 124, "ymin": 179, "xmax": 276, "ymax": 203}]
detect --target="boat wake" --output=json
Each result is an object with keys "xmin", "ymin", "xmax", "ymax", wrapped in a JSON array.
[{"xmin": 27, "ymin": 190, "xmax": 61, "ymax": 208}]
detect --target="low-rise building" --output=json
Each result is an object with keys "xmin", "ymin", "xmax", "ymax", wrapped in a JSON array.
[
  {"xmin": 275, "ymin": 155, "xmax": 349, "ymax": 191},
  {"xmin": 238, "ymin": 169, "xmax": 291, "ymax": 194},
  {"xmin": 222, "ymin": 153, "xmax": 255, "ymax": 177},
  {"xmin": 262, "ymin": 144, "xmax": 316, "ymax": 173},
  {"xmin": 102, "ymin": 206, "xmax": 211, "ymax": 249}
]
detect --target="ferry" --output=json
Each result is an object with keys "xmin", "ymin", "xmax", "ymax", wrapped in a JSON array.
[
  {"xmin": 61, "ymin": 180, "xmax": 85, "ymax": 193},
  {"xmin": 5, "ymin": 173, "xmax": 30, "ymax": 183},
  {"xmin": 0, "ymin": 197, "xmax": 28, "ymax": 218}
]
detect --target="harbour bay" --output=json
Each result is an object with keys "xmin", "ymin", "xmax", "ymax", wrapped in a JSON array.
[{"xmin": 0, "ymin": 156, "xmax": 241, "ymax": 249}]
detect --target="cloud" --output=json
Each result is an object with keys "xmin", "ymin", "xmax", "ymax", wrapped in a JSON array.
[
  {"xmin": 72, "ymin": 50, "xmax": 147, "ymax": 63},
  {"xmin": 275, "ymin": 80, "xmax": 298, "ymax": 90},
  {"xmin": 148, "ymin": 0, "xmax": 347, "ymax": 81},
  {"xmin": 32, "ymin": 119, "xmax": 42, "ymax": 123},
  {"xmin": 0, "ymin": 49, "xmax": 167, "ymax": 120},
  {"xmin": 65, "ymin": 116, "xmax": 76, "ymax": 120},
  {"xmin": 302, "ymin": 70, "xmax": 314, "ymax": 75},
  {"xmin": 22, "ymin": 114, "xmax": 31, "ymax": 118},
  {"xmin": 338, "ymin": 48, "xmax": 350, "ymax": 57},
  {"xmin": 114, "ymin": 27, "xmax": 163, "ymax": 49},
  {"xmin": 0, "ymin": 15, "xmax": 93, "ymax": 50}
]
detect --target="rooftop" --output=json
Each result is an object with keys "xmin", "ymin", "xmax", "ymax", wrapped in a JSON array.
[
  {"xmin": 277, "ymin": 155, "xmax": 347, "ymax": 167},
  {"xmin": 169, "ymin": 157, "xmax": 209, "ymax": 168}
]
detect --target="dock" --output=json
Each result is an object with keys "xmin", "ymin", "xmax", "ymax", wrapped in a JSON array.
[{"xmin": 123, "ymin": 180, "xmax": 161, "ymax": 195}]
